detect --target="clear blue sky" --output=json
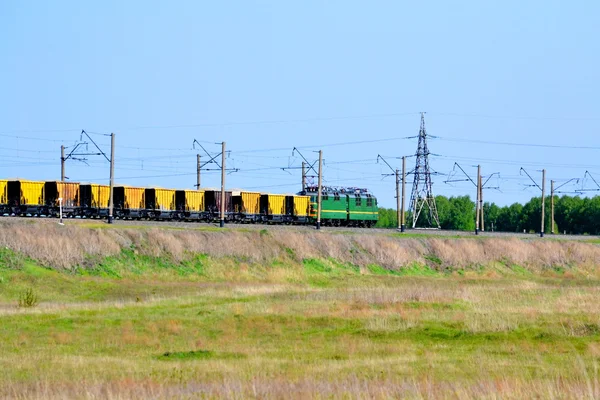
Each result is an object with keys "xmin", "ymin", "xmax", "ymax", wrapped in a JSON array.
[{"xmin": 1, "ymin": 1, "xmax": 599, "ymax": 208}]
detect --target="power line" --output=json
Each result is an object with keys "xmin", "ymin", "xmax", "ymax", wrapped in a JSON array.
[
  {"xmin": 97, "ymin": 111, "xmax": 422, "ymax": 132},
  {"xmin": 433, "ymin": 154, "xmax": 600, "ymax": 170},
  {"xmin": 324, "ymin": 158, "xmax": 377, "ymax": 165},
  {"xmin": 0, "ymin": 154, "xmax": 57, "ymax": 161},
  {"xmin": 0, "ymin": 162, "xmax": 57, "ymax": 168},
  {"xmin": 0, "ymin": 146, "xmax": 57, "ymax": 154},
  {"xmin": 0, "ymin": 133, "xmax": 72, "ymax": 143},
  {"xmin": 437, "ymin": 136, "xmax": 600, "ymax": 150},
  {"xmin": 236, "ymin": 136, "xmax": 416, "ymax": 155},
  {"xmin": 429, "ymin": 112, "xmax": 600, "ymax": 122},
  {"xmin": 76, "ymin": 171, "xmax": 201, "ymax": 182}
]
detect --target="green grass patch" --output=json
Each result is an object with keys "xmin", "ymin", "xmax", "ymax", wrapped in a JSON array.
[
  {"xmin": 367, "ymin": 264, "xmax": 401, "ymax": 276},
  {"xmin": 398, "ymin": 263, "xmax": 439, "ymax": 276},
  {"xmin": 157, "ymin": 349, "xmax": 247, "ymax": 361},
  {"xmin": 0, "ymin": 248, "xmax": 25, "ymax": 270},
  {"xmin": 303, "ymin": 258, "xmax": 332, "ymax": 273},
  {"xmin": 78, "ymin": 249, "xmax": 211, "ymax": 278},
  {"xmin": 424, "ymin": 254, "xmax": 443, "ymax": 267},
  {"xmin": 509, "ymin": 264, "xmax": 532, "ymax": 275},
  {"xmin": 284, "ymin": 247, "xmax": 295, "ymax": 258}
]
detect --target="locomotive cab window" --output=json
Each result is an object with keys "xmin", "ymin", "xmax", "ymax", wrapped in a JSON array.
[{"xmin": 366, "ymin": 197, "xmax": 373, "ymax": 207}]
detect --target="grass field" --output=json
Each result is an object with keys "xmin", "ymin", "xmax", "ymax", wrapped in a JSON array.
[{"xmin": 1, "ymin": 221, "xmax": 600, "ymax": 399}]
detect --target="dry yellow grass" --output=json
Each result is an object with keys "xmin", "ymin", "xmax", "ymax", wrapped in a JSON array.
[
  {"xmin": 0, "ymin": 219, "xmax": 598, "ymax": 273},
  {"xmin": 2, "ymin": 375, "xmax": 599, "ymax": 400}
]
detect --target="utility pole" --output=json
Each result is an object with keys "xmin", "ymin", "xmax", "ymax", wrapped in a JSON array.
[
  {"xmin": 395, "ymin": 169, "xmax": 401, "ymax": 230},
  {"xmin": 480, "ymin": 173, "xmax": 484, "ymax": 232},
  {"xmin": 377, "ymin": 154, "xmax": 403, "ymax": 232},
  {"xmin": 475, "ymin": 165, "xmax": 481, "ymax": 235},
  {"xmin": 316, "ymin": 150, "xmax": 323, "ymax": 230},
  {"xmin": 193, "ymin": 138, "xmax": 237, "ymax": 196},
  {"xmin": 519, "ymin": 167, "xmax": 547, "ymax": 238},
  {"xmin": 60, "ymin": 145, "xmax": 65, "ymax": 182},
  {"xmin": 445, "ymin": 163, "xmax": 498, "ymax": 234},
  {"xmin": 293, "ymin": 147, "xmax": 318, "ymax": 193},
  {"xmin": 551, "ymin": 180, "xmax": 554, "ymax": 234},
  {"xmin": 108, "ymin": 133, "xmax": 115, "ymax": 224},
  {"xmin": 302, "ymin": 161, "xmax": 306, "ymax": 192},
  {"xmin": 192, "ymin": 139, "xmax": 238, "ymax": 222},
  {"xmin": 401, "ymin": 156, "xmax": 406, "ymax": 232},
  {"xmin": 541, "ymin": 169, "xmax": 546, "ymax": 237},
  {"xmin": 69, "ymin": 130, "xmax": 113, "ymax": 218},
  {"xmin": 444, "ymin": 163, "xmax": 500, "ymax": 234},
  {"xmin": 196, "ymin": 154, "xmax": 201, "ymax": 190},
  {"xmin": 220, "ymin": 142, "xmax": 226, "ymax": 228}
]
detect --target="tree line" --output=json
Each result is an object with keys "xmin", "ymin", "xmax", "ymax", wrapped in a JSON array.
[{"xmin": 376, "ymin": 194, "xmax": 600, "ymax": 235}]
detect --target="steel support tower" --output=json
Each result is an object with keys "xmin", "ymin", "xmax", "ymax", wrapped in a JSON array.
[{"xmin": 409, "ymin": 113, "xmax": 440, "ymax": 228}]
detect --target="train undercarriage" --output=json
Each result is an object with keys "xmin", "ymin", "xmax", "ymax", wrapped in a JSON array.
[{"xmin": 0, "ymin": 206, "xmax": 375, "ymax": 227}]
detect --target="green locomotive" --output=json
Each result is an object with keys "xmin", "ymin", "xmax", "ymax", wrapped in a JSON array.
[{"xmin": 302, "ymin": 186, "xmax": 378, "ymax": 227}]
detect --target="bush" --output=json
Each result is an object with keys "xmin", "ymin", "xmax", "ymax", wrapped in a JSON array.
[{"xmin": 18, "ymin": 288, "xmax": 39, "ymax": 308}]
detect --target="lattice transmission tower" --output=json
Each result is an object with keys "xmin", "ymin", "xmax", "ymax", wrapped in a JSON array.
[{"xmin": 409, "ymin": 112, "xmax": 440, "ymax": 228}]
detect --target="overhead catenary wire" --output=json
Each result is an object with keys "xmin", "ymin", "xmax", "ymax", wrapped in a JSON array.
[
  {"xmin": 236, "ymin": 136, "xmax": 418, "ymax": 155},
  {"xmin": 3, "ymin": 119, "xmax": 600, "ymax": 210},
  {"xmin": 436, "ymin": 136, "xmax": 600, "ymax": 151},
  {"xmin": 0, "ymin": 146, "xmax": 57, "ymax": 153},
  {"xmin": 428, "ymin": 111, "xmax": 600, "ymax": 122},
  {"xmin": 0, "ymin": 132, "xmax": 79, "ymax": 142},
  {"xmin": 80, "ymin": 111, "xmax": 422, "ymax": 132}
]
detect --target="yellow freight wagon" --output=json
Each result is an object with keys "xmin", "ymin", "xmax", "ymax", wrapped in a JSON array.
[
  {"xmin": 92, "ymin": 185, "xmax": 110, "ymax": 208},
  {"xmin": 44, "ymin": 181, "xmax": 80, "ymax": 208},
  {"xmin": 0, "ymin": 180, "xmax": 7, "ymax": 204},
  {"xmin": 240, "ymin": 191, "xmax": 260, "ymax": 214},
  {"xmin": 145, "ymin": 188, "xmax": 176, "ymax": 211},
  {"xmin": 12, "ymin": 180, "xmax": 45, "ymax": 205},
  {"xmin": 114, "ymin": 186, "xmax": 145, "ymax": 210},
  {"xmin": 125, "ymin": 187, "xmax": 145, "ymax": 209},
  {"xmin": 260, "ymin": 194, "xmax": 286, "ymax": 216},
  {"xmin": 293, "ymin": 195, "xmax": 310, "ymax": 217},
  {"xmin": 155, "ymin": 188, "xmax": 175, "ymax": 211},
  {"xmin": 182, "ymin": 190, "xmax": 204, "ymax": 212},
  {"xmin": 80, "ymin": 184, "xmax": 110, "ymax": 208},
  {"xmin": 5, "ymin": 180, "xmax": 44, "ymax": 214}
]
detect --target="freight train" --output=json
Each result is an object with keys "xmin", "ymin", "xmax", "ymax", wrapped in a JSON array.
[{"xmin": 0, "ymin": 180, "xmax": 379, "ymax": 227}]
